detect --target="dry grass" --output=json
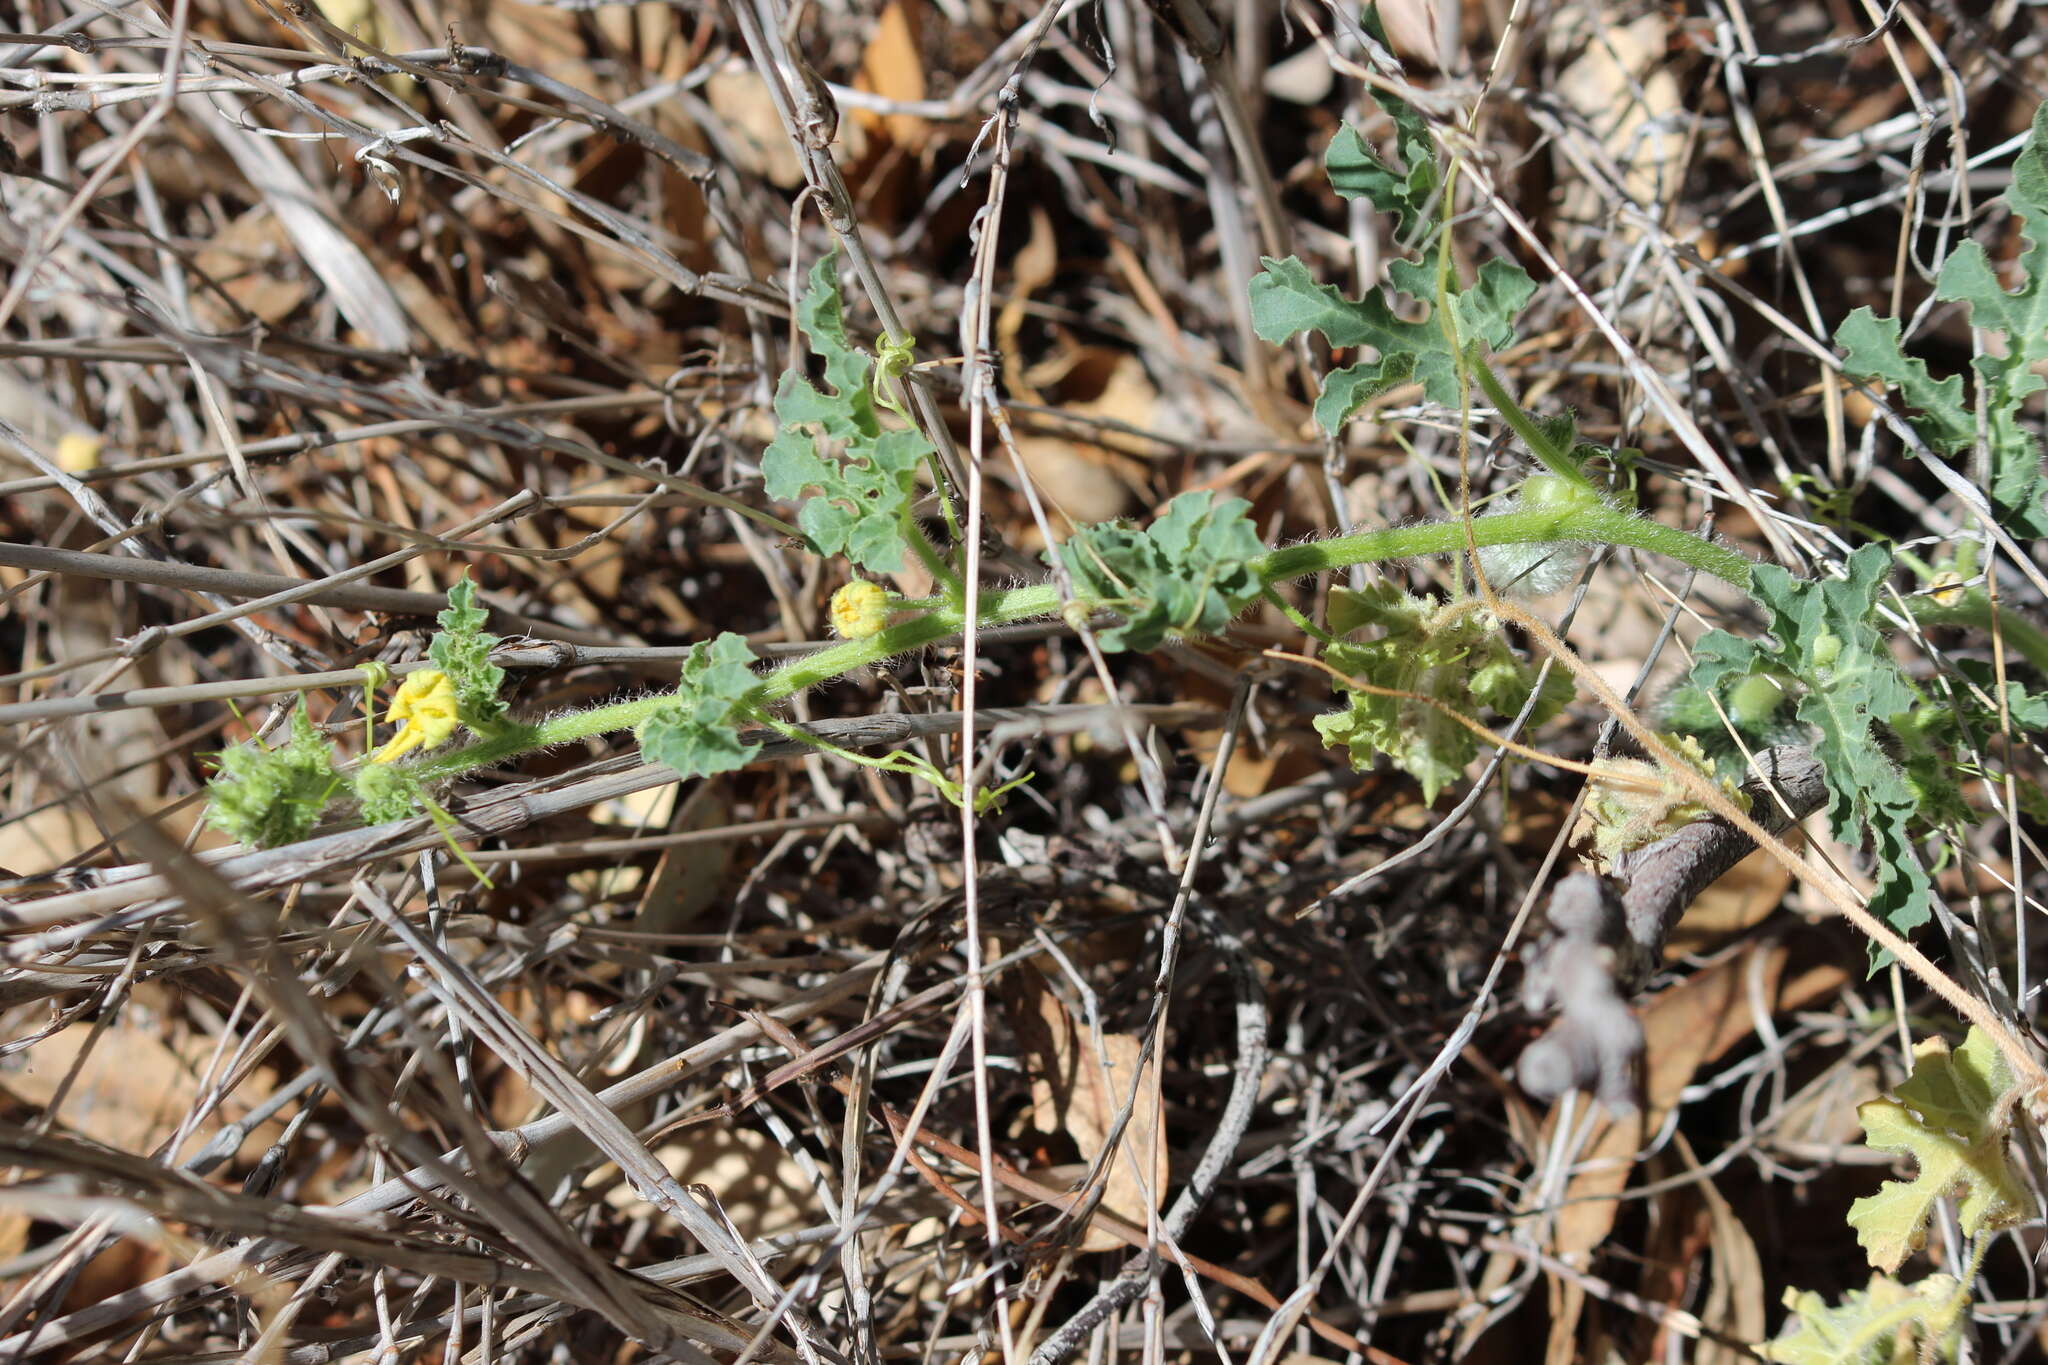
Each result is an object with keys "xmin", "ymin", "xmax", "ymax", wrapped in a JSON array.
[{"xmin": 1, "ymin": 0, "xmax": 2046, "ymax": 1361}]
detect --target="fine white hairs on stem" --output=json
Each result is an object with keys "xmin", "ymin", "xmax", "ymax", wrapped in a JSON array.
[{"xmin": 1476, "ymin": 540, "xmax": 1589, "ymax": 599}]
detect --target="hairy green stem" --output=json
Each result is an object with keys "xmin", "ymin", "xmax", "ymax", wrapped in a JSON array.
[
  {"xmin": 1257, "ymin": 504, "xmax": 1755, "ymax": 591},
  {"xmin": 399, "ymin": 507, "xmax": 1750, "ymax": 792},
  {"xmin": 1908, "ymin": 591, "xmax": 2048, "ymax": 675}
]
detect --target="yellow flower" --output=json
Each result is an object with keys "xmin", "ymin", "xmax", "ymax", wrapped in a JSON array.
[
  {"xmin": 373, "ymin": 669, "xmax": 460, "ymax": 763},
  {"xmin": 829, "ymin": 580, "xmax": 889, "ymax": 640},
  {"xmin": 1929, "ymin": 570, "xmax": 1969, "ymax": 607}
]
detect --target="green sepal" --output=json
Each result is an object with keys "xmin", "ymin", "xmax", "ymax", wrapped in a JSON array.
[{"xmin": 354, "ymin": 761, "xmax": 424, "ymax": 825}]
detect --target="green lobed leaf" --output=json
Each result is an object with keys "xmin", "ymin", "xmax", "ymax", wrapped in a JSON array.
[
  {"xmin": 1834, "ymin": 308, "xmax": 1974, "ymax": 457},
  {"xmin": 1847, "ymin": 1027, "xmax": 2025, "ymax": 1273},
  {"xmin": 1249, "ymin": 255, "xmax": 1534, "ymax": 427},
  {"xmin": 762, "ymin": 252, "xmax": 932, "ymax": 574},
  {"xmin": 1759, "ymin": 1273, "xmax": 1965, "ymax": 1365},
  {"xmin": 427, "ymin": 574, "xmax": 507, "ymax": 727},
  {"xmin": 1683, "ymin": 545, "xmax": 1933, "ymax": 952},
  {"xmin": 1836, "ymin": 101, "xmax": 2048, "ymax": 535},
  {"xmin": 1324, "ymin": 111, "xmax": 1436, "ymax": 246},
  {"xmin": 1323, "ymin": 4, "xmax": 1441, "ymax": 246},
  {"xmin": 1314, "ymin": 352, "xmax": 1416, "ymax": 434},
  {"xmin": 1052, "ymin": 491, "xmax": 1265, "ymax": 653},
  {"xmin": 795, "ymin": 252, "xmax": 879, "ymax": 438},
  {"xmin": 204, "ymin": 702, "xmax": 345, "ymax": 848},
  {"xmin": 636, "ymin": 632, "xmax": 764, "ymax": 781}
]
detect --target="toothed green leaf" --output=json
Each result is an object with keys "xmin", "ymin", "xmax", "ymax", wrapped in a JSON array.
[
  {"xmin": 1249, "ymin": 255, "xmax": 1534, "ymax": 417},
  {"xmin": 762, "ymin": 252, "xmax": 932, "ymax": 574},
  {"xmin": 636, "ymin": 632, "xmax": 763, "ymax": 781},
  {"xmin": 1836, "ymin": 102, "xmax": 2048, "ymax": 535},
  {"xmin": 1684, "ymin": 545, "xmax": 1932, "ymax": 957},
  {"xmin": 1760, "ymin": 1273, "xmax": 1966, "ymax": 1365},
  {"xmin": 1848, "ymin": 1028, "xmax": 2025, "ymax": 1273},
  {"xmin": 1324, "ymin": 110, "xmax": 1436, "ymax": 246},
  {"xmin": 427, "ymin": 574, "xmax": 506, "ymax": 727},
  {"xmin": 1052, "ymin": 491, "xmax": 1265, "ymax": 653}
]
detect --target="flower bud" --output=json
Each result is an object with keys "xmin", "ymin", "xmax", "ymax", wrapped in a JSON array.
[{"xmin": 829, "ymin": 580, "xmax": 889, "ymax": 640}]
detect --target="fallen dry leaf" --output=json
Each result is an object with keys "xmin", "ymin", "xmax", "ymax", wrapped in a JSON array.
[
  {"xmin": 853, "ymin": 0, "xmax": 929, "ymax": 151},
  {"xmin": 1001, "ymin": 965, "xmax": 1166, "ymax": 1252}
]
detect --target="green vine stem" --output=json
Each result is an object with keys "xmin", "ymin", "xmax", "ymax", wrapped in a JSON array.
[
  {"xmin": 392, "ymin": 500, "xmax": 2047, "ymax": 804},
  {"xmin": 1908, "ymin": 590, "xmax": 2048, "ymax": 676},
  {"xmin": 405, "ymin": 505, "xmax": 1751, "ymax": 790}
]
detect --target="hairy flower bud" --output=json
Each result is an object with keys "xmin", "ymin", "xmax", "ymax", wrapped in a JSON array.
[{"xmin": 829, "ymin": 580, "xmax": 890, "ymax": 640}]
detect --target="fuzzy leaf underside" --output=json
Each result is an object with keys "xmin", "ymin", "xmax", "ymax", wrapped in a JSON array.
[
  {"xmin": 1684, "ymin": 545, "xmax": 1931, "ymax": 955},
  {"xmin": 1759, "ymin": 1274, "xmax": 1965, "ymax": 1365},
  {"xmin": 1314, "ymin": 585, "xmax": 1571, "ymax": 803},
  {"xmin": 1847, "ymin": 1028, "xmax": 2024, "ymax": 1273},
  {"xmin": 1052, "ymin": 491, "xmax": 1265, "ymax": 653},
  {"xmin": 1834, "ymin": 101, "xmax": 2048, "ymax": 535},
  {"xmin": 762, "ymin": 252, "xmax": 931, "ymax": 574},
  {"xmin": 636, "ymin": 632, "xmax": 764, "ymax": 781}
]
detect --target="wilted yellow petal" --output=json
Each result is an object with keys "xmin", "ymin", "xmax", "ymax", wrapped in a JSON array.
[{"xmin": 372, "ymin": 669, "xmax": 460, "ymax": 763}]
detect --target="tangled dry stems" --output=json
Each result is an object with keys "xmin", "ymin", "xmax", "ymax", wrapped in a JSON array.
[{"xmin": 2, "ymin": 1, "xmax": 2047, "ymax": 1362}]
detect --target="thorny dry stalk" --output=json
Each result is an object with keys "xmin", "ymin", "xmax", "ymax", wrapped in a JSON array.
[{"xmin": 3, "ymin": 2, "xmax": 2048, "ymax": 1364}]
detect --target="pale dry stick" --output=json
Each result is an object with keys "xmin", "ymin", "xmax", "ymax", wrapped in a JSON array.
[
  {"xmin": 1710, "ymin": 0, "xmax": 1849, "ymax": 485},
  {"xmin": 348, "ymin": 882, "xmax": 827, "ymax": 1361},
  {"xmin": 0, "ymin": 492, "xmax": 539, "ymax": 697},
  {"xmin": 1030, "ymin": 674, "xmax": 1258, "ymax": 1365},
  {"xmin": 0, "ymin": 0, "xmax": 190, "ymax": 335},
  {"xmin": 0, "ymin": 392, "xmax": 673, "ymax": 498},
  {"xmin": 1025, "ymin": 895, "xmax": 1269, "ymax": 1365},
  {"xmin": 0, "ymin": 704, "xmax": 1207, "ymax": 939},
  {"xmin": 0, "ymin": 953, "xmax": 884, "ymax": 1361},
  {"xmin": 951, "ymin": 122, "xmax": 1014, "ymax": 1365}
]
